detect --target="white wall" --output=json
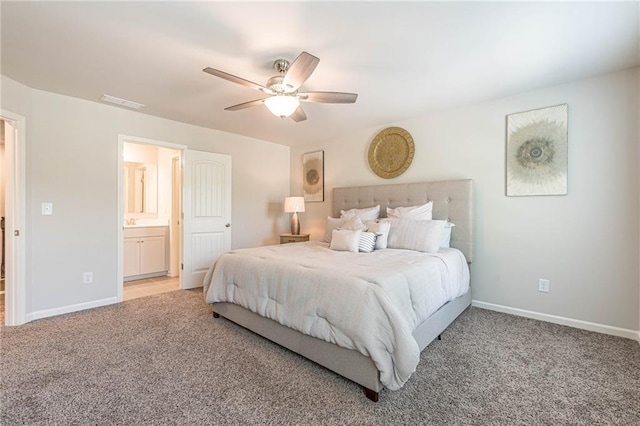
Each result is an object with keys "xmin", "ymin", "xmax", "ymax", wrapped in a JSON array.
[
  {"xmin": 123, "ymin": 143, "xmax": 157, "ymax": 164},
  {"xmin": 156, "ymin": 146, "xmax": 178, "ymax": 222},
  {"xmin": 291, "ymin": 68, "xmax": 640, "ymax": 333},
  {"xmin": 1, "ymin": 75, "xmax": 290, "ymax": 317}
]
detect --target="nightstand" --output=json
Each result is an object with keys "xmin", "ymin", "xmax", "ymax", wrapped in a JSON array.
[{"xmin": 279, "ymin": 233, "xmax": 310, "ymax": 244}]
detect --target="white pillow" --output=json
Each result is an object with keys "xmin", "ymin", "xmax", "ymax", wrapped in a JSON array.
[
  {"xmin": 386, "ymin": 201, "xmax": 433, "ymax": 220},
  {"xmin": 441, "ymin": 222, "xmax": 455, "ymax": 248},
  {"xmin": 323, "ymin": 216, "xmax": 368, "ymax": 243},
  {"xmin": 387, "ymin": 219, "xmax": 446, "ymax": 253},
  {"xmin": 342, "ymin": 215, "xmax": 367, "ymax": 230},
  {"xmin": 340, "ymin": 205, "xmax": 380, "ymax": 222},
  {"xmin": 365, "ymin": 221, "xmax": 391, "ymax": 249},
  {"xmin": 330, "ymin": 229, "xmax": 362, "ymax": 252},
  {"xmin": 358, "ymin": 231, "xmax": 378, "ymax": 253},
  {"xmin": 323, "ymin": 217, "xmax": 346, "ymax": 243}
]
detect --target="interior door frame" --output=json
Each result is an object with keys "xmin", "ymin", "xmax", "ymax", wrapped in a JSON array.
[
  {"xmin": 116, "ymin": 134, "xmax": 186, "ymax": 302},
  {"xmin": 1, "ymin": 110, "xmax": 27, "ymax": 326},
  {"xmin": 169, "ymin": 154, "xmax": 181, "ymax": 277}
]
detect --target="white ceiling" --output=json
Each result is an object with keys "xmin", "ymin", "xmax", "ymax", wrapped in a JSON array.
[{"xmin": 1, "ymin": 2, "xmax": 638, "ymax": 147}]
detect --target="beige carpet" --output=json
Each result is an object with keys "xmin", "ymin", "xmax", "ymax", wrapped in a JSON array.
[{"xmin": 1, "ymin": 289, "xmax": 638, "ymax": 425}]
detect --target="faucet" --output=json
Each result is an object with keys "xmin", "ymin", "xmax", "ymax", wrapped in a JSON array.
[{"xmin": 125, "ymin": 218, "xmax": 136, "ymax": 226}]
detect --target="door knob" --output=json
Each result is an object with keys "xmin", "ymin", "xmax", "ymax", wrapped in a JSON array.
[{"xmin": 225, "ymin": 223, "xmax": 231, "ymax": 228}]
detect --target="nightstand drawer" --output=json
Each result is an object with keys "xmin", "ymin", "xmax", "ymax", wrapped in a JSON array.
[{"xmin": 280, "ymin": 234, "xmax": 310, "ymax": 244}]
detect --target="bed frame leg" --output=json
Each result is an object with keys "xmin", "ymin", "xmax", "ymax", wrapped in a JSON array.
[
  {"xmin": 213, "ymin": 311, "xmax": 220, "ymax": 318},
  {"xmin": 363, "ymin": 388, "xmax": 379, "ymax": 402},
  {"xmin": 438, "ymin": 334, "xmax": 442, "ymax": 340}
]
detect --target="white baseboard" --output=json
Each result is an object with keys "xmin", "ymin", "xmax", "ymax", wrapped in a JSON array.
[
  {"xmin": 19, "ymin": 296, "xmax": 640, "ymax": 344},
  {"xmin": 26, "ymin": 297, "xmax": 119, "ymax": 323},
  {"xmin": 472, "ymin": 300, "xmax": 640, "ymax": 343}
]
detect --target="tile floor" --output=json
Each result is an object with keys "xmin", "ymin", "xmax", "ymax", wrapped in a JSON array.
[{"xmin": 123, "ymin": 275, "xmax": 180, "ymax": 301}]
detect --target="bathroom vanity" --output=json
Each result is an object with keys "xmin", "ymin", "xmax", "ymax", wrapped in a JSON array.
[{"xmin": 123, "ymin": 226, "xmax": 168, "ymax": 281}]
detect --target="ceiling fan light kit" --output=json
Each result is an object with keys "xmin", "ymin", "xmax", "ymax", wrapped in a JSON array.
[
  {"xmin": 203, "ymin": 51, "xmax": 358, "ymax": 122},
  {"xmin": 264, "ymin": 95, "xmax": 300, "ymax": 118}
]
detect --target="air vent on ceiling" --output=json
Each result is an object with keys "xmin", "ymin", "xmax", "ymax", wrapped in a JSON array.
[{"xmin": 100, "ymin": 94, "xmax": 145, "ymax": 110}]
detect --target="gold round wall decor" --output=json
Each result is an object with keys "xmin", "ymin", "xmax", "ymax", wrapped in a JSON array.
[{"xmin": 368, "ymin": 127, "xmax": 415, "ymax": 179}]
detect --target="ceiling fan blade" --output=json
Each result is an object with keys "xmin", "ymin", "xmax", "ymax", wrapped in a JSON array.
[
  {"xmin": 290, "ymin": 106, "xmax": 307, "ymax": 122},
  {"xmin": 298, "ymin": 91, "xmax": 358, "ymax": 104},
  {"xmin": 224, "ymin": 98, "xmax": 267, "ymax": 111},
  {"xmin": 203, "ymin": 67, "xmax": 273, "ymax": 94},
  {"xmin": 281, "ymin": 52, "xmax": 320, "ymax": 91}
]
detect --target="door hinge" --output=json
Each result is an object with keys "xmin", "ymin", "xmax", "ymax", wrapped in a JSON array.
[{"xmin": 181, "ymin": 263, "xmax": 183, "ymax": 270}]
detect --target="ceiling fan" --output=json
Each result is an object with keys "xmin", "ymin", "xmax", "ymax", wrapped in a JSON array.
[{"xmin": 203, "ymin": 51, "xmax": 357, "ymax": 122}]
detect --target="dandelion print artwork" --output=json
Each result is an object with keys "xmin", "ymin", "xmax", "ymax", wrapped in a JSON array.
[
  {"xmin": 506, "ymin": 104, "xmax": 568, "ymax": 196},
  {"xmin": 302, "ymin": 150, "xmax": 324, "ymax": 202}
]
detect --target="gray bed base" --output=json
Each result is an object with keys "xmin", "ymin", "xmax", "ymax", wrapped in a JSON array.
[
  {"xmin": 212, "ymin": 291, "xmax": 470, "ymax": 401},
  {"xmin": 212, "ymin": 180, "xmax": 473, "ymax": 401}
]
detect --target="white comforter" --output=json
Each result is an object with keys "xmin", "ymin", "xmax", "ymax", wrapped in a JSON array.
[{"xmin": 203, "ymin": 241, "xmax": 469, "ymax": 390}]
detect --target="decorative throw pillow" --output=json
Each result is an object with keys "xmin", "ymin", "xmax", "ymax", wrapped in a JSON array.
[
  {"xmin": 340, "ymin": 205, "xmax": 380, "ymax": 222},
  {"xmin": 386, "ymin": 201, "xmax": 433, "ymax": 220},
  {"xmin": 358, "ymin": 231, "xmax": 378, "ymax": 253},
  {"xmin": 365, "ymin": 221, "xmax": 391, "ymax": 249},
  {"xmin": 386, "ymin": 219, "xmax": 446, "ymax": 253},
  {"xmin": 323, "ymin": 216, "xmax": 367, "ymax": 243},
  {"xmin": 324, "ymin": 217, "xmax": 346, "ymax": 243},
  {"xmin": 441, "ymin": 222, "xmax": 455, "ymax": 248},
  {"xmin": 330, "ymin": 229, "xmax": 362, "ymax": 252}
]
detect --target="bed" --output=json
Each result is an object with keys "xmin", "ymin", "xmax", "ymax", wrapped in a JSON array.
[{"xmin": 203, "ymin": 179, "xmax": 473, "ymax": 401}]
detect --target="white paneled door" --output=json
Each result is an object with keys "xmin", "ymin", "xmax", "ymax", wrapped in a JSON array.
[{"xmin": 182, "ymin": 150, "xmax": 232, "ymax": 289}]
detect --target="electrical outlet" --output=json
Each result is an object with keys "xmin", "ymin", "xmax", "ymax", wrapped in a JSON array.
[
  {"xmin": 538, "ymin": 278, "xmax": 550, "ymax": 293},
  {"xmin": 83, "ymin": 272, "xmax": 93, "ymax": 284}
]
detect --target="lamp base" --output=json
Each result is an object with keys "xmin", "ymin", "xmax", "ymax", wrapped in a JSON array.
[{"xmin": 290, "ymin": 212, "xmax": 300, "ymax": 235}]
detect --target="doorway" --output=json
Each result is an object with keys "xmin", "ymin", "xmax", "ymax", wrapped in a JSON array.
[
  {"xmin": 1, "ymin": 120, "xmax": 5, "ymax": 324},
  {"xmin": 118, "ymin": 135, "xmax": 185, "ymax": 302},
  {"xmin": 1, "ymin": 110, "xmax": 26, "ymax": 326},
  {"xmin": 117, "ymin": 136, "xmax": 233, "ymax": 301}
]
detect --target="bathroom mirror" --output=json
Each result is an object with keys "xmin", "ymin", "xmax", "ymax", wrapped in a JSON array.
[{"xmin": 123, "ymin": 162, "xmax": 158, "ymax": 214}]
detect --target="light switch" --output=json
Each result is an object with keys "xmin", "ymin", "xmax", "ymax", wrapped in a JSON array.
[{"xmin": 42, "ymin": 202, "xmax": 53, "ymax": 215}]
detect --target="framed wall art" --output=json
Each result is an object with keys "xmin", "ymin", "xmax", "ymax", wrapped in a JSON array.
[
  {"xmin": 506, "ymin": 104, "xmax": 568, "ymax": 196},
  {"xmin": 302, "ymin": 150, "xmax": 324, "ymax": 202}
]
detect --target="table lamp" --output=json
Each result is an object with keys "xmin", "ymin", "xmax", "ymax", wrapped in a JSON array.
[{"xmin": 284, "ymin": 196, "xmax": 305, "ymax": 235}]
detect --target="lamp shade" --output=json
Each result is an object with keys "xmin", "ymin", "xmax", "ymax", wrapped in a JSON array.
[
  {"xmin": 264, "ymin": 95, "xmax": 300, "ymax": 118},
  {"xmin": 284, "ymin": 196, "xmax": 305, "ymax": 213}
]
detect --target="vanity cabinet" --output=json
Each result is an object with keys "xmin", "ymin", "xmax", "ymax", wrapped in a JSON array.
[{"xmin": 124, "ymin": 226, "xmax": 168, "ymax": 281}]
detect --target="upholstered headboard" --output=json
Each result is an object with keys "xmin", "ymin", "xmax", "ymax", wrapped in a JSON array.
[{"xmin": 332, "ymin": 180, "xmax": 473, "ymax": 262}]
